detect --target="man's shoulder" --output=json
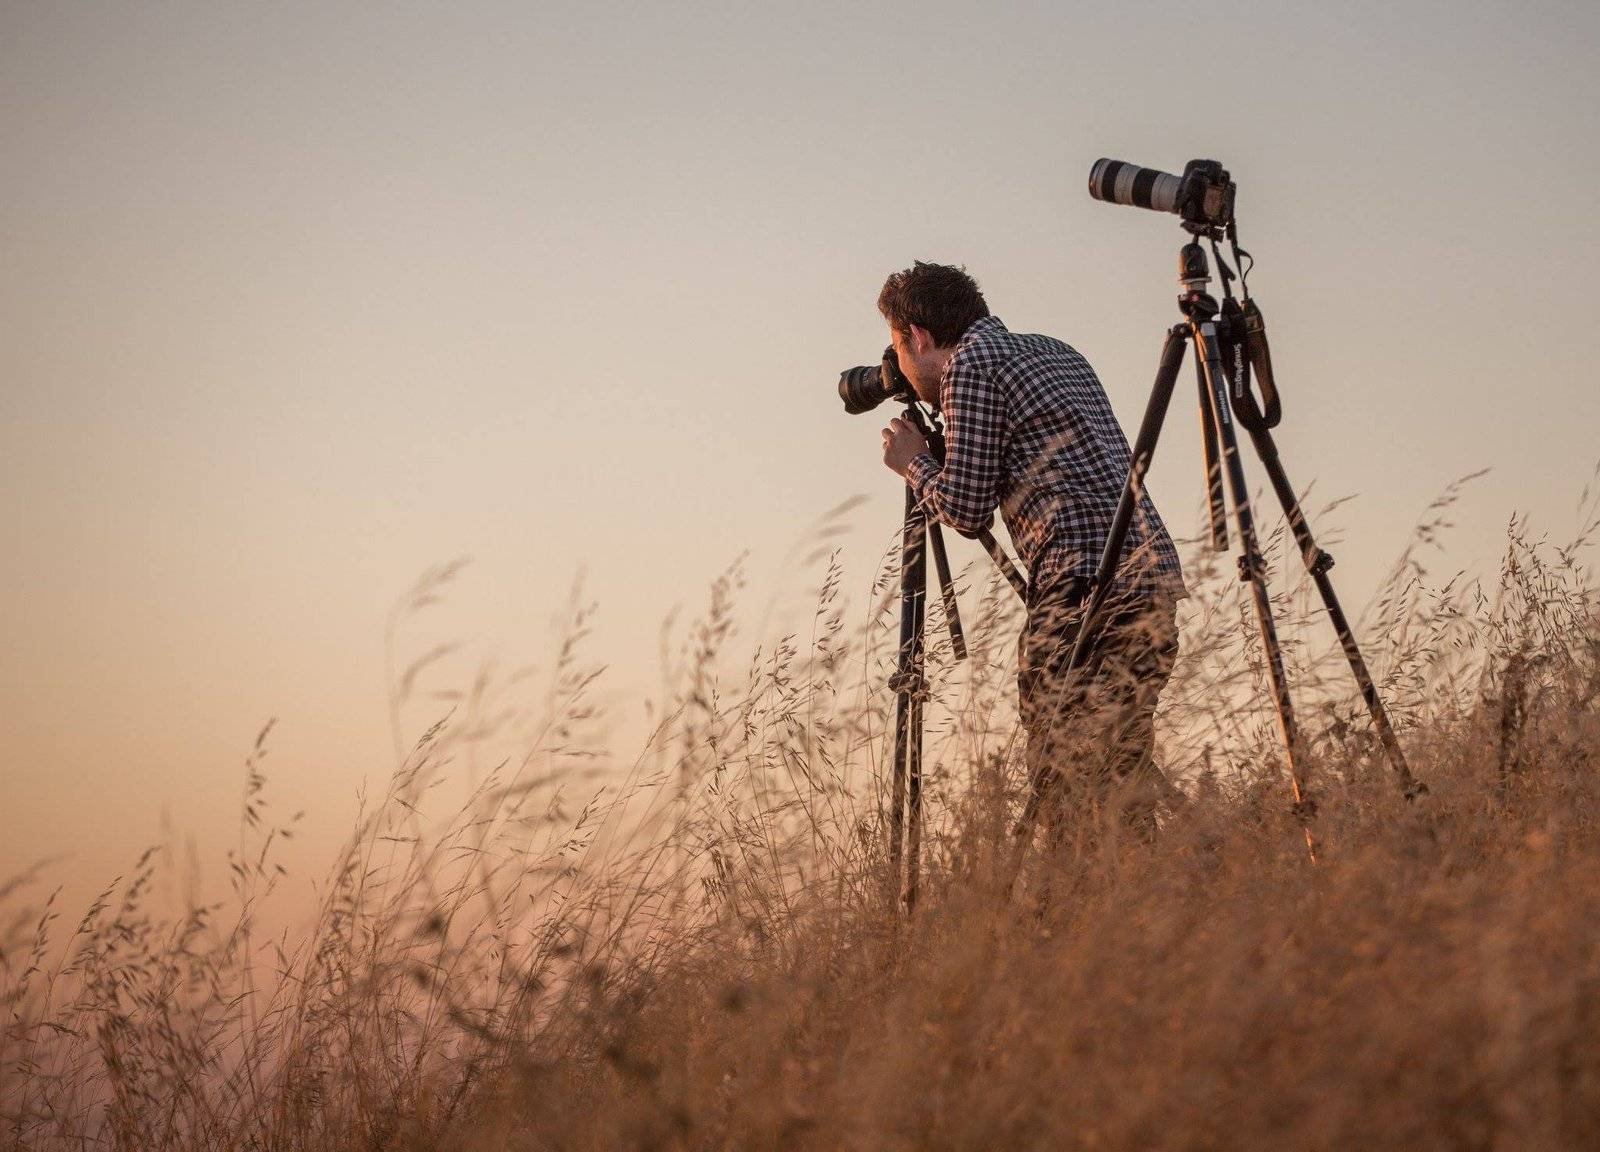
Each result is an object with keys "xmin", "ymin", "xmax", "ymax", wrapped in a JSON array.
[
  {"xmin": 954, "ymin": 317, "xmax": 1067, "ymax": 364},
  {"xmin": 957, "ymin": 323, "xmax": 1093, "ymax": 391},
  {"xmin": 1010, "ymin": 330, "xmax": 1082, "ymax": 364},
  {"xmin": 959, "ymin": 317, "xmax": 1078, "ymax": 360}
]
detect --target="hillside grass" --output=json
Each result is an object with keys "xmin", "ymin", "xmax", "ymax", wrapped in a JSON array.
[{"xmin": 4, "ymin": 483, "xmax": 1599, "ymax": 1151}]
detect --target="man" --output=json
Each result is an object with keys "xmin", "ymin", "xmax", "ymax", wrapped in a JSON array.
[{"xmin": 876, "ymin": 261, "xmax": 1185, "ymax": 835}]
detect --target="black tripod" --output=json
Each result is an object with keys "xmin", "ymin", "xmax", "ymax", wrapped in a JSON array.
[
  {"xmin": 1014, "ymin": 223, "xmax": 1421, "ymax": 862},
  {"xmin": 887, "ymin": 402, "xmax": 1026, "ymax": 911}
]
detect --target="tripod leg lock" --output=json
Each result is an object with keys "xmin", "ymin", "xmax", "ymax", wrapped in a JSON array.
[
  {"xmin": 887, "ymin": 670, "xmax": 929, "ymax": 700},
  {"xmin": 1237, "ymin": 552, "xmax": 1268, "ymax": 583},
  {"xmin": 1306, "ymin": 546, "xmax": 1334, "ymax": 575}
]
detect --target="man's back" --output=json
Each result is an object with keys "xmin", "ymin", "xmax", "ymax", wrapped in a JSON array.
[{"xmin": 905, "ymin": 314, "xmax": 1184, "ymax": 599}]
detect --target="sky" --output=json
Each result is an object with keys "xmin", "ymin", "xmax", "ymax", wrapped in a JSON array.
[{"xmin": 4, "ymin": 0, "xmax": 1599, "ymax": 902}]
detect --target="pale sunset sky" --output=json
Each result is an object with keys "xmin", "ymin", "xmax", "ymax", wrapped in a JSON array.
[{"xmin": 4, "ymin": 0, "xmax": 1598, "ymax": 900}]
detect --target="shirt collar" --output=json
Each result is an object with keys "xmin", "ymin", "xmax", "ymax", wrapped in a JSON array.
[{"xmin": 957, "ymin": 315, "xmax": 1007, "ymax": 348}]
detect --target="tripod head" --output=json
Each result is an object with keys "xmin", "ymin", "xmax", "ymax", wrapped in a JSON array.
[
  {"xmin": 1178, "ymin": 239, "xmax": 1219, "ymax": 323},
  {"xmin": 1174, "ymin": 224, "xmax": 1281, "ymax": 433}
]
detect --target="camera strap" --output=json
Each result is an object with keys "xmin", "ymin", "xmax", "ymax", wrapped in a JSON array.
[{"xmin": 1214, "ymin": 233, "xmax": 1282, "ymax": 433}]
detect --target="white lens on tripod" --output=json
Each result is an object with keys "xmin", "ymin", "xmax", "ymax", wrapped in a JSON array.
[{"xmin": 1089, "ymin": 159, "xmax": 1183, "ymax": 215}]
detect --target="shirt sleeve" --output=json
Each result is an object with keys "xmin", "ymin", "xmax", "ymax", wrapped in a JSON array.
[{"xmin": 904, "ymin": 353, "xmax": 1005, "ymax": 537}]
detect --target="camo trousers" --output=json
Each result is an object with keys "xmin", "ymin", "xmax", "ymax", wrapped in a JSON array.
[{"xmin": 1018, "ymin": 576, "xmax": 1180, "ymax": 836}]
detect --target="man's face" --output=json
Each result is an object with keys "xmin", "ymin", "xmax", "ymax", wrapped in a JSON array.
[{"xmin": 889, "ymin": 324, "xmax": 944, "ymax": 407}]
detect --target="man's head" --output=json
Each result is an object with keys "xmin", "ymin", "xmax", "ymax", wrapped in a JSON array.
[{"xmin": 878, "ymin": 262, "xmax": 989, "ymax": 405}]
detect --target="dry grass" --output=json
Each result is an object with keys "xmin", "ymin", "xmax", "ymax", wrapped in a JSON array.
[{"xmin": 5, "ymin": 479, "xmax": 1600, "ymax": 1151}]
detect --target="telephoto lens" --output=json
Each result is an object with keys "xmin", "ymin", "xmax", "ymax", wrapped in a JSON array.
[
  {"xmin": 838, "ymin": 346, "xmax": 912, "ymax": 414},
  {"xmin": 1089, "ymin": 157, "xmax": 1236, "ymax": 227},
  {"xmin": 1088, "ymin": 158, "xmax": 1183, "ymax": 214}
]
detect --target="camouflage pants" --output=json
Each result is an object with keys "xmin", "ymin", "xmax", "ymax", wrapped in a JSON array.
[{"xmin": 1017, "ymin": 576, "xmax": 1180, "ymax": 838}]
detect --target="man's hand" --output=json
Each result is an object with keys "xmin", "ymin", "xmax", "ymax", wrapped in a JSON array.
[{"xmin": 881, "ymin": 416, "xmax": 930, "ymax": 477}]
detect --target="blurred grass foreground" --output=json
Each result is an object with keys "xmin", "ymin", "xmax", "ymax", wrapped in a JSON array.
[{"xmin": 5, "ymin": 478, "xmax": 1600, "ymax": 1151}]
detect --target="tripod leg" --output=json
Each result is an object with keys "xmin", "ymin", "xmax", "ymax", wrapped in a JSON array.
[
  {"xmin": 1013, "ymin": 324, "xmax": 1189, "ymax": 851},
  {"xmin": 1197, "ymin": 345, "xmax": 1228, "ymax": 551},
  {"xmin": 977, "ymin": 530, "xmax": 1028, "ymax": 600},
  {"xmin": 890, "ymin": 484, "xmax": 929, "ymax": 909},
  {"xmin": 1194, "ymin": 321, "xmax": 1316, "ymax": 852},
  {"xmin": 927, "ymin": 521, "xmax": 967, "ymax": 661},
  {"xmin": 906, "ymin": 680, "xmax": 924, "ymax": 911},
  {"xmin": 1237, "ymin": 419, "xmax": 1422, "ymax": 797},
  {"xmin": 889, "ymin": 688, "xmax": 910, "ymax": 878},
  {"xmin": 1067, "ymin": 324, "xmax": 1191, "ymax": 670}
]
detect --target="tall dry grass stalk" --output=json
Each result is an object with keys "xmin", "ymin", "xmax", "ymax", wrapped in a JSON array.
[{"xmin": 4, "ymin": 479, "xmax": 1599, "ymax": 1150}]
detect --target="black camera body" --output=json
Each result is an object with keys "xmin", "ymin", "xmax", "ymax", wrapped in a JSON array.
[{"xmin": 838, "ymin": 345, "xmax": 915, "ymax": 414}]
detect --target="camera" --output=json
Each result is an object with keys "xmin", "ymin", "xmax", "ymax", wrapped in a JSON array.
[
  {"xmin": 1088, "ymin": 158, "xmax": 1236, "ymax": 229},
  {"xmin": 838, "ymin": 345, "xmax": 915, "ymax": 414}
]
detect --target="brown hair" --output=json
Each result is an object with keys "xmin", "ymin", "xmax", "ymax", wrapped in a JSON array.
[{"xmin": 877, "ymin": 261, "xmax": 990, "ymax": 348}]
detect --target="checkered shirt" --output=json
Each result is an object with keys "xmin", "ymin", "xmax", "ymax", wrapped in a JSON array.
[{"xmin": 904, "ymin": 315, "xmax": 1185, "ymax": 601}]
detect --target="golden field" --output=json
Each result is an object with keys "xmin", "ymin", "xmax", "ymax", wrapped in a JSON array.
[{"xmin": 5, "ymin": 481, "xmax": 1600, "ymax": 1151}]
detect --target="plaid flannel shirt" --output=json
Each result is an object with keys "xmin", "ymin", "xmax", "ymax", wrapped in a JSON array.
[{"xmin": 904, "ymin": 315, "xmax": 1184, "ymax": 601}]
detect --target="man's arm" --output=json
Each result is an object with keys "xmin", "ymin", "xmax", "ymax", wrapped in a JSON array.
[{"xmin": 902, "ymin": 355, "xmax": 1006, "ymax": 537}]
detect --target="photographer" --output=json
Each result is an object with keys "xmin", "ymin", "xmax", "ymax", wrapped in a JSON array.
[{"xmin": 876, "ymin": 262, "xmax": 1185, "ymax": 833}]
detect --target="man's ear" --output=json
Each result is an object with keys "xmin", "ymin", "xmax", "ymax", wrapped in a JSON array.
[{"xmin": 908, "ymin": 323, "xmax": 936, "ymax": 354}]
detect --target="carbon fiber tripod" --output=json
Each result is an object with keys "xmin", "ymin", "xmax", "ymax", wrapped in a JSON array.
[
  {"xmin": 1012, "ymin": 222, "xmax": 1422, "ymax": 869},
  {"xmin": 887, "ymin": 401, "xmax": 1026, "ymax": 911}
]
